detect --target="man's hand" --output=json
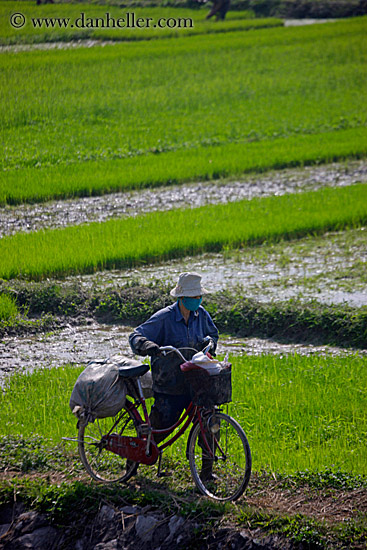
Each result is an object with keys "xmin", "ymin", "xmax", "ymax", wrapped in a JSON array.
[
  {"xmin": 198, "ymin": 336, "xmax": 216, "ymax": 354},
  {"xmin": 140, "ymin": 340, "xmax": 161, "ymax": 357}
]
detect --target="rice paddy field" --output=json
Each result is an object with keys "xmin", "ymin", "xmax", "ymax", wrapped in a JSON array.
[
  {"xmin": 0, "ymin": 353, "xmax": 365, "ymax": 474},
  {"xmin": 0, "ymin": 1, "xmax": 366, "ymax": 543},
  {"xmin": 0, "ymin": 1, "xmax": 281, "ymax": 45},
  {"xmin": 1, "ymin": 15, "xmax": 367, "ymax": 203}
]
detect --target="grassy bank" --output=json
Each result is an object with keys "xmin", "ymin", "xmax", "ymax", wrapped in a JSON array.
[
  {"xmin": 1, "ymin": 277, "xmax": 366, "ymax": 347},
  {"xmin": 1, "ymin": 353, "xmax": 365, "ymax": 474},
  {"xmin": 0, "ymin": 184, "xmax": 366, "ymax": 280},
  {"xmin": 2, "ymin": 17, "xmax": 366, "ymax": 203},
  {"xmin": 0, "ymin": 294, "xmax": 19, "ymax": 321},
  {"xmin": 1, "ymin": 474, "xmax": 365, "ymax": 548},
  {"xmin": 206, "ymin": 295, "xmax": 367, "ymax": 349}
]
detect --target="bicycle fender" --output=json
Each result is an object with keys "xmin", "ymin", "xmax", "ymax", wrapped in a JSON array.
[{"xmin": 185, "ymin": 421, "xmax": 198, "ymax": 461}]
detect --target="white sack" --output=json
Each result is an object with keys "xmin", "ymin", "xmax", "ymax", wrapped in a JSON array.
[{"xmin": 70, "ymin": 358, "xmax": 127, "ymax": 423}]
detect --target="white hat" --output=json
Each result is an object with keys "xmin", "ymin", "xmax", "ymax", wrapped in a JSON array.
[{"xmin": 170, "ymin": 272, "xmax": 209, "ymax": 298}]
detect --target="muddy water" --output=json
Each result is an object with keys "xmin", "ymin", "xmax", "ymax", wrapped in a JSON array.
[
  {"xmin": 63, "ymin": 227, "xmax": 367, "ymax": 308},
  {"xmin": 0, "ymin": 39, "xmax": 117, "ymax": 54},
  {"xmin": 0, "ymin": 322, "xmax": 133, "ymax": 379},
  {"xmin": 284, "ymin": 19, "xmax": 337, "ymax": 26},
  {"xmin": 0, "ymin": 320, "xmax": 363, "ymax": 381},
  {"xmin": 1, "ymin": 160, "xmax": 366, "ymax": 237}
]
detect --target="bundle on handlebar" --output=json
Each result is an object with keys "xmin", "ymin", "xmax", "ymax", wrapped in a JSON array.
[{"xmin": 159, "ymin": 342, "xmax": 232, "ymax": 409}]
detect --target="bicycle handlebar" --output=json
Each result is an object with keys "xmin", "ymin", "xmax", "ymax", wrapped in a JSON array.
[{"xmin": 159, "ymin": 337, "xmax": 215, "ymax": 361}]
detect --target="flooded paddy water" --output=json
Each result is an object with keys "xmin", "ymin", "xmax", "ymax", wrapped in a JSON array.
[
  {"xmin": 63, "ymin": 226, "xmax": 367, "ymax": 308},
  {"xmin": 1, "ymin": 160, "xmax": 366, "ymax": 237},
  {"xmin": 1, "ymin": 320, "xmax": 363, "ymax": 381},
  {"xmin": 1, "ymin": 162, "xmax": 366, "ymax": 378}
]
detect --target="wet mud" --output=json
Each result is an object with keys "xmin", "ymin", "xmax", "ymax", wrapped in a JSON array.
[
  {"xmin": 1, "ymin": 320, "xmax": 363, "ymax": 382},
  {"xmin": 1, "ymin": 160, "xmax": 366, "ymax": 237},
  {"xmin": 0, "ymin": 39, "xmax": 117, "ymax": 54},
  {"xmin": 0, "ymin": 322, "xmax": 133, "ymax": 379},
  {"xmin": 284, "ymin": 18, "xmax": 337, "ymax": 26},
  {"xmin": 62, "ymin": 227, "xmax": 367, "ymax": 308}
]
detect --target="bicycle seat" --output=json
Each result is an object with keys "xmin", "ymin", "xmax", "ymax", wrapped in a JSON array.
[{"xmin": 119, "ymin": 364, "xmax": 149, "ymax": 378}]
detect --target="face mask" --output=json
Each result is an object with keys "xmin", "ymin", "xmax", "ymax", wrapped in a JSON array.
[{"xmin": 181, "ymin": 297, "xmax": 202, "ymax": 312}]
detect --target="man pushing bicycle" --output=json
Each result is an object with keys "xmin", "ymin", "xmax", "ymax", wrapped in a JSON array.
[{"xmin": 129, "ymin": 272, "xmax": 219, "ymax": 479}]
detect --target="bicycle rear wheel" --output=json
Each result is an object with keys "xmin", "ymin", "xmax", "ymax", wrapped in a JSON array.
[
  {"xmin": 187, "ymin": 411, "xmax": 251, "ymax": 501},
  {"xmin": 78, "ymin": 407, "xmax": 139, "ymax": 483}
]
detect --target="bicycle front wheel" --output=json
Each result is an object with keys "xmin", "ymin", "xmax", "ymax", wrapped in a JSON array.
[
  {"xmin": 187, "ymin": 411, "xmax": 251, "ymax": 501},
  {"xmin": 78, "ymin": 407, "xmax": 139, "ymax": 483}
]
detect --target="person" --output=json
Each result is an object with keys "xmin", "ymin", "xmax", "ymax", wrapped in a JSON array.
[
  {"xmin": 206, "ymin": 0, "xmax": 231, "ymax": 21},
  {"xmin": 129, "ymin": 272, "xmax": 219, "ymax": 478}
]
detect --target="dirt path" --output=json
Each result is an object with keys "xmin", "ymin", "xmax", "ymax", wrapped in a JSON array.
[
  {"xmin": 1, "ymin": 160, "xmax": 366, "ymax": 237},
  {"xmin": 246, "ymin": 474, "xmax": 367, "ymax": 526}
]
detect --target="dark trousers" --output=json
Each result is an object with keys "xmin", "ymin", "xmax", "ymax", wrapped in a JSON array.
[
  {"xmin": 150, "ymin": 392, "xmax": 191, "ymax": 441},
  {"xmin": 150, "ymin": 392, "xmax": 215, "ymax": 476}
]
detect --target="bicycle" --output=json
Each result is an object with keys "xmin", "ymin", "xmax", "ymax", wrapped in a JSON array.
[{"xmin": 76, "ymin": 343, "xmax": 252, "ymax": 502}]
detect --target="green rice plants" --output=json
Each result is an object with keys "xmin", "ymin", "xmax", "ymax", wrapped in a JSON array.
[
  {"xmin": 0, "ymin": 294, "xmax": 19, "ymax": 321},
  {"xmin": 0, "ymin": 365, "xmax": 82, "ymax": 442},
  {"xmin": 1, "ymin": 17, "xmax": 366, "ymax": 204},
  {"xmin": 229, "ymin": 353, "xmax": 367, "ymax": 474},
  {"xmin": 2, "ymin": 127, "xmax": 367, "ymax": 205},
  {"xmin": 0, "ymin": 1, "xmax": 279, "ymax": 45},
  {"xmin": 0, "ymin": 184, "xmax": 366, "ymax": 280},
  {"xmin": 1, "ymin": 353, "xmax": 365, "ymax": 475}
]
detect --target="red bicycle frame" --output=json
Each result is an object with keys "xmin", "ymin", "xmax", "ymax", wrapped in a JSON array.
[
  {"xmin": 125, "ymin": 395, "xmax": 218, "ymax": 462},
  {"xmin": 106, "ymin": 342, "xmax": 221, "ymax": 467}
]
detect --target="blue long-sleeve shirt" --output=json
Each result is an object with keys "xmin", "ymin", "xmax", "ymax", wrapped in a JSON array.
[{"xmin": 129, "ymin": 301, "xmax": 219, "ymax": 394}]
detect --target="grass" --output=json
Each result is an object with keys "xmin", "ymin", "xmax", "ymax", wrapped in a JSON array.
[
  {"xmin": 0, "ymin": 353, "xmax": 365, "ymax": 475},
  {"xmin": 1, "ymin": 17, "xmax": 367, "ymax": 203},
  {"xmin": 1, "ymin": 277, "xmax": 366, "ymax": 346},
  {"xmin": 0, "ymin": 294, "xmax": 19, "ymax": 321},
  {"xmin": 0, "ymin": 476, "xmax": 365, "ymax": 549},
  {"xmin": 232, "ymin": 353, "xmax": 367, "ymax": 474},
  {"xmin": 2, "ymin": 126, "xmax": 367, "ymax": 205},
  {"xmin": 0, "ymin": 1, "xmax": 283, "ymax": 45},
  {"xmin": 0, "ymin": 184, "xmax": 366, "ymax": 280}
]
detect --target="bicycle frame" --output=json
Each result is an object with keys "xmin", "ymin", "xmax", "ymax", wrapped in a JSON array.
[
  {"xmin": 124, "ymin": 383, "xmax": 219, "ymax": 464},
  {"xmin": 88, "ymin": 341, "xmax": 222, "ymax": 468},
  {"xmin": 74, "ymin": 340, "xmax": 251, "ymax": 502}
]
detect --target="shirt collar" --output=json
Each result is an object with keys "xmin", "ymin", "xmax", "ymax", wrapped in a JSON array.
[{"xmin": 174, "ymin": 300, "xmax": 183, "ymax": 322}]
